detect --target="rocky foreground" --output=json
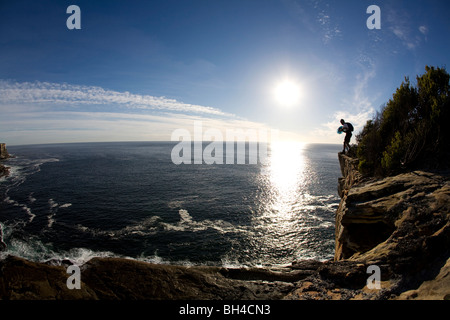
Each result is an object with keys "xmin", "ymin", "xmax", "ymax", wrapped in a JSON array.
[{"xmin": 0, "ymin": 153, "xmax": 449, "ymax": 300}]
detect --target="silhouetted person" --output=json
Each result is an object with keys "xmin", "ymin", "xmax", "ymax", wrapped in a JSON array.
[{"xmin": 340, "ymin": 119, "xmax": 353, "ymax": 154}]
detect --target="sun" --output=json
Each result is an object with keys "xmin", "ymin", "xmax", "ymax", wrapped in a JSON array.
[{"xmin": 274, "ymin": 80, "xmax": 301, "ymax": 107}]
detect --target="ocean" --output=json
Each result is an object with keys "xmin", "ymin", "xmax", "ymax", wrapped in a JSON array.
[{"xmin": 0, "ymin": 142, "xmax": 341, "ymax": 267}]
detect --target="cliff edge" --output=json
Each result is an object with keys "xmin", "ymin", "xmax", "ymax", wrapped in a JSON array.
[{"xmin": 335, "ymin": 152, "xmax": 450, "ymax": 299}]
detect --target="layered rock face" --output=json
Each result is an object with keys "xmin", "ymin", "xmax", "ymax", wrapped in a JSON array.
[
  {"xmin": 0, "ymin": 143, "xmax": 10, "ymax": 178},
  {"xmin": 0, "ymin": 143, "xmax": 9, "ymax": 160},
  {"xmin": 335, "ymin": 153, "xmax": 450, "ymax": 298}
]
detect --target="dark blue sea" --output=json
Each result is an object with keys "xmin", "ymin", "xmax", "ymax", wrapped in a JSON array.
[{"xmin": 0, "ymin": 142, "xmax": 341, "ymax": 267}]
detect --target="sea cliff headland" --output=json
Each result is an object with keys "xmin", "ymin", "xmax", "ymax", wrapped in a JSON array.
[
  {"xmin": 0, "ymin": 143, "xmax": 10, "ymax": 178},
  {"xmin": 0, "ymin": 151, "xmax": 449, "ymax": 300},
  {"xmin": 333, "ymin": 153, "xmax": 450, "ymax": 300}
]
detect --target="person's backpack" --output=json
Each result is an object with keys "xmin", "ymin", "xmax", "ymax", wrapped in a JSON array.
[{"xmin": 347, "ymin": 123, "xmax": 354, "ymax": 132}]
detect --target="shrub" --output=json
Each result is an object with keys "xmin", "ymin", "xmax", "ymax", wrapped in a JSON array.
[{"xmin": 381, "ymin": 131, "xmax": 403, "ymax": 172}]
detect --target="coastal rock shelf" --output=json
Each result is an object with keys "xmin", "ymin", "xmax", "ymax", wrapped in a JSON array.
[
  {"xmin": 0, "ymin": 256, "xmax": 320, "ymax": 300},
  {"xmin": 0, "ymin": 255, "xmax": 395, "ymax": 300},
  {"xmin": 0, "ymin": 152, "xmax": 449, "ymax": 300}
]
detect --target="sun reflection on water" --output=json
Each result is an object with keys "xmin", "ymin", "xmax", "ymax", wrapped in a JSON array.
[
  {"xmin": 249, "ymin": 141, "xmax": 321, "ymax": 265},
  {"xmin": 268, "ymin": 141, "xmax": 306, "ymax": 200}
]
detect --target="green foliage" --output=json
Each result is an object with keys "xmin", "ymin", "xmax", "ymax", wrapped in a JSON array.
[
  {"xmin": 356, "ymin": 66, "xmax": 450, "ymax": 176},
  {"xmin": 381, "ymin": 131, "xmax": 403, "ymax": 171},
  {"xmin": 356, "ymin": 119, "xmax": 382, "ymax": 175}
]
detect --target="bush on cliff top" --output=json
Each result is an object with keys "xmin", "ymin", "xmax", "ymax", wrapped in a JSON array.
[{"xmin": 356, "ymin": 66, "xmax": 450, "ymax": 176}]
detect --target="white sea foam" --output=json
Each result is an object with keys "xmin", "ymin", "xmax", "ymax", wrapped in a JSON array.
[
  {"xmin": 1, "ymin": 235, "xmax": 53, "ymax": 262},
  {"xmin": 167, "ymin": 200, "xmax": 185, "ymax": 209},
  {"xmin": 22, "ymin": 205, "xmax": 36, "ymax": 223},
  {"xmin": 1, "ymin": 157, "xmax": 60, "ymax": 227},
  {"xmin": 3, "ymin": 196, "xmax": 36, "ymax": 222},
  {"xmin": 46, "ymin": 199, "xmax": 72, "ymax": 228},
  {"xmin": 160, "ymin": 209, "xmax": 237, "ymax": 234},
  {"xmin": 1, "ymin": 221, "xmax": 167, "ymax": 266},
  {"xmin": 74, "ymin": 215, "xmax": 161, "ymax": 238},
  {"xmin": 4, "ymin": 157, "xmax": 59, "ymax": 187},
  {"xmin": 0, "ymin": 226, "xmax": 116, "ymax": 265},
  {"xmin": 61, "ymin": 248, "xmax": 116, "ymax": 266},
  {"xmin": 48, "ymin": 198, "xmax": 58, "ymax": 208},
  {"xmin": 28, "ymin": 193, "xmax": 36, "ymax": 203},
  {"xmin": 136, "ymin": 251, "xmax": 165, "ymax": 264},
  {"xmin": 113, "ymin": 215, "xmax": 161, "ymax": 237}
]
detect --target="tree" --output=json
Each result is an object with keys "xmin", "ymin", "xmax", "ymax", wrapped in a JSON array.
[{"xmin": 356, "ymin": 66, "xmax": 450, "ymax": 176}]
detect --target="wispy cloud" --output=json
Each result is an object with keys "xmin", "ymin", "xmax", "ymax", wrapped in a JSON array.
[
  {"xmin": 0, "ymin": 80, "xmax": 282, "ymax": 145},
  {"xmin": 391, "ymin": 26, "xmax": 418, "ymax": 50},
  {"xmin": 419, "ymin": 25, "xmax": 429, "ymax": 42},
  {"xmin": 317, "ymin": 8, "xmax": 341, "ymax": 44},
  {"xmin": 350, "ymin": 54, "xmax": 377, "ymax": 112},
  {"xmin": 387, "ymin": 9, "xmax": 428, "ymax": 51},
  {"xmin": 419, "ymin": 25, "xmax": 428, "ymax": 35},
  {"xmin": 0, "ymin": 108, "xmax": 271, "ymax": 144},
  {"xmin": 282, "ymin": 0, "xmax": 341, "ymax": 44},
  {"xmin": 0, "ymin": 80, "xmax": 235, "ymax": 118}
]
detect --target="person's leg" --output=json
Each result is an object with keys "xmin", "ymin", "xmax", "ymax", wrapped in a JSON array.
[
  {"xmin": 343, "ymin": 133, "xmax": 350, "ymax": 153},
  {"xmin": 347, "ymin": 133, "xmax": 352, "ymax": 153}
]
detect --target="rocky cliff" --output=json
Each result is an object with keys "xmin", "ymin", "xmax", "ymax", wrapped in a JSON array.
[
  {"xmin": 0, "ymin": 143, "xmax": 9, "ymax": 160},
  {"xmin": 334, "ymin": 153, "xmax": 450, "ymax": 299},
  {"xmin": 0, "ymin": 143, "xmax": 10, "ymax": 178},
  {"xmin": 0, "ymin": 152, "xmax": 449, "ymax": 300}
]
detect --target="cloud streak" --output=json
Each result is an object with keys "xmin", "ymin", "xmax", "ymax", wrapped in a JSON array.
[
  {"xmin": 386, "ymin": 8, "xmax": 428, "ymax": 51},
  {"xmin": 282, "ymin": 0, "xmax": 341, "ymax": 44},
  {"xmin": 0, "ymin": 80, "xmax": 235, "ymax": 118},
  {"xmin": 0, "ymin": 107, "xmax": 284, "ymax": 145},
  {"xmin": 0, "ymin": 80, "xmax": 286, "ymax": 145}
]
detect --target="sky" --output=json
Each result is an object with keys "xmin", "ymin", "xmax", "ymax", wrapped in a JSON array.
[{"xmin": 0, "ymin": 0, "xmax": 449, "ymax": 146}]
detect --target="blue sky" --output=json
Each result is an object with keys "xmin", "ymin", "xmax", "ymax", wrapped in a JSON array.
[{"xmin": 1, "ymin": 0, "xmax": 449, "ymax": 145}]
